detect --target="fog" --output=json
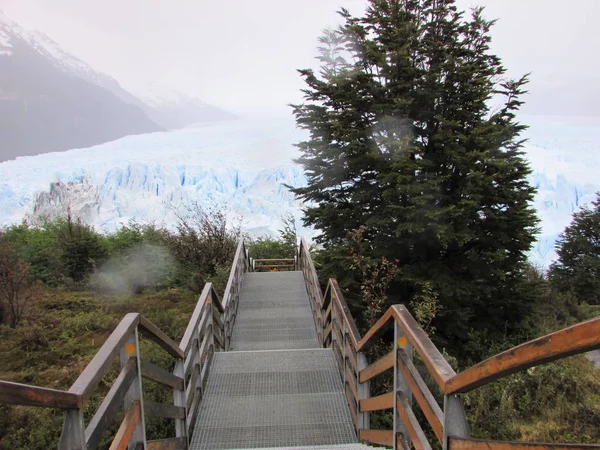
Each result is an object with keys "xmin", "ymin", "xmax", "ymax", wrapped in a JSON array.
[{"xmin": 1, "ymin": 0, "xmax": 598, "ymax": 116}]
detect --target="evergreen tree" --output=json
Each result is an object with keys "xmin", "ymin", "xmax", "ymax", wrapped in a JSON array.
[
  {"xmin": 549, "ymin": 194, "xmax": 600, "ymax": 305},
  {"xmin": 291, "ymin": 0, "xmax": 538, "ymax": 354}
]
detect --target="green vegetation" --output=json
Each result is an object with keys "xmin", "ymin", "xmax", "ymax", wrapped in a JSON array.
[
  {"xmin": 292, "ymin": 0, "xmax": 538, "ymax": 360},
  {"xmin": 549, "ymin": 196, "xmax": 600, "ymax": 305},
  {"xmin": 246, "ymin": 214, "xmax": 298, "ymax": 259},
  {"xmin": 0, "ymin": 205, "xmax": 241, "ymax": 449},
  {"xmin": 0, "ymin": 288, "xmax": 198, "ymax": 450}
]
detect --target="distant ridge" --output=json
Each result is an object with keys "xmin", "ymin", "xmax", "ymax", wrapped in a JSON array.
[{"xmin": 0, "ymin": 11, "xmax": 235, "ymax": 162}]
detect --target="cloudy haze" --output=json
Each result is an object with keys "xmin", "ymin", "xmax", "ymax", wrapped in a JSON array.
[{"xmin": 1, "ymin": 0, "xmax": 598, "ymax": 116}]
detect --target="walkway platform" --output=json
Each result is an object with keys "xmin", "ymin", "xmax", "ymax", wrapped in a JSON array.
[{"xmin": 190, "ymin": 271, "xmax": 359, "ymax": 449}]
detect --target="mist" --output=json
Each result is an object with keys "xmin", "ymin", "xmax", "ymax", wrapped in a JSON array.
[
  {"xmin": 92, "ymin": 243, "xmax": 175, "ymax": 294},
  {"xmin": 1, "ymin": 0, "xmax": 598, "ymax": 116}
]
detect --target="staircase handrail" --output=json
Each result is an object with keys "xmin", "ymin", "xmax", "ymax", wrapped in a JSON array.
[
  {"xmin": 298, "ymin": 237, "xmax": 600, "ymax": 450},
  {"xmin": 221, "ymin": 239, "xmax": 249, "ymax": 350},
  {"xmin": 0, "ymin": 238, "xmax": 250, "ymax": 449}
]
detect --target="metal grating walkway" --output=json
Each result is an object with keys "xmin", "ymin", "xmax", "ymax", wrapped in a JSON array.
[
  {"xmin": 231, "ymin": 272, "xmax": 320, "ymax": 351},
  {"xmin": 190, "ymin": 271, "xmax": 358, "ymax": 449}
]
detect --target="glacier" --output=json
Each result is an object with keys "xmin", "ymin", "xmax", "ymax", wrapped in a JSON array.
[
  {"xmin": 1, "ymin": 113, "xmax": 599, "ymax": 268},
  {"xmin": 0, "ymin": 116, "xmax": 309, "ymax": 236}
]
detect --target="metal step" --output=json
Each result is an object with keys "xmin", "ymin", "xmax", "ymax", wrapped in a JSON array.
[
  {"xmin": 225, "ymin": 445, "xmax": 385, "ymax": 450},
  {"xmin": 231, "ymin": 271, "xmax": 319, "ymax": 351},
  {"xmin": 189, "ymin": 349, "xmax": 357, "ymax": 449}
]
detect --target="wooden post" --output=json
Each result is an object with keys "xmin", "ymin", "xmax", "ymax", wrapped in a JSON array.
[
  {"xmin": 120, "ymin": 330, "xmax": 147, "ymax": 450},
  {"xmin": 342, "ymin": 321, "xmax": 347, "ymax": 387},
  {"xmin": 58, "ymin": 408, "xmax": 86, "ymax": 450},
  {"xmin": 357, "ymin": 352, "xmax": 370, "ymax": 431},
  {"xmin": 443, "ymin": 395, "xmax": 469, "ymax": 450},
  {"xmin": 207, "ymin": 295, "xmax": 216, "ymax": 351},
  {"xmin": 394, "ymin": 322, "xmax": 413, "ymax": 450},
  {"xmin": 173, "ymin": 359, "xmax": 188, "ymax": 446}
]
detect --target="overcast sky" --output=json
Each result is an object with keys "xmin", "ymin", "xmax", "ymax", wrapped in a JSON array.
[{"xmin": 1, "ymin": 0, "xmax": 598, "ymax": 116}]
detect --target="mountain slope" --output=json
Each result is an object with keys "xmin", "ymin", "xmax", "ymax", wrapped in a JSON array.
[
  {"xmin": 124, "ymin": 81, "xmax": 237, "ymax": 129},
  {"xmin": 0, "ymin": 12, "xmax": 163, "ymax": 161}
]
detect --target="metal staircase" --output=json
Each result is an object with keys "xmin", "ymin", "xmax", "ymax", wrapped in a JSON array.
[
  {"xmin": 189, "ymin": 271, "xmax": 357, "ymax": 449},
  {"xmin": 0, "ymin": 238, "xmax": 598, "ymax": 450}
]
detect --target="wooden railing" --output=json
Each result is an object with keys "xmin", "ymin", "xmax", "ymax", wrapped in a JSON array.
[
  {"xmin": 0, "ymin": 239, "xmax": 251, "ymax": 450},
  {"xmin": 221, "ymin": 239, "xmax": 250, "ymax": 350},
  {"xmin": 298, "ymin": 240, "xmax": 600, "ymax": 450},
  {"xmin": 298, "ymin": 237, "xmax": 325, "ymax": 342},
  {"xmin": 252, "ymin": 258, "xmax": 296, "ymax": 272}
]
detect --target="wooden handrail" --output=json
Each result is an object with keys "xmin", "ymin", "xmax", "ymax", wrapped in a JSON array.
[
  {"xmin": 445, "ymin": 316, "xmax": 600, "ymax": 394},
  {"xmin": 0, "ymin": 380, "xmax": 81, "ymax": 409},
  {"xmin": 222, "ymin": 239, "xmax": 247, "ymax": 310},
  {"xmin": 448, "ymin": 437, "xmax": 600, "ymax": 450},
  {"xmin": 0, "ymin": 238, "xmax": 249, "ymax": 449},
  {"xmin": 330, "ymin": 279, "xmax": 362, "ymax": 348},
  {"xmin": 297, "ymin": 237, "xmax": 600, "ymax": 450},
  {"xmin": 85, "ymin": 358, "xmax": 138, "ymax": 449},
  {"xmin": 254, "ymin": 258, "xmax": 295, "ymax": 263},
  {"xmin": 139, "ymin": 316, "xmax": 185, "ymax": 359},
  {"xmin": 180, "ymin": 283, "xmax": 213, "ymax": 353},
  {"xmin": 69, "ymin": 313, "xmax": 141, "ymax": 402}
]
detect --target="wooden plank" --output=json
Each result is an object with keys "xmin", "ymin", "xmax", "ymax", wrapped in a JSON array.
[
  {"xmin": 185, "ymin": 364, "xmax": 200, "ymax": 411},
  {"xmin": 448, "ymin": 437, "xmax": 600, "ymax": 450},
  {"xmin": 222, "ymin": 240, "xmax": 245, "ymax": 311},
  {"xmin": 0, "ymin": 380, "xmax": 80, "ymax": 409},
  {"xmin": 209, "ymin": 285, "xmax": 225, "ymax": 313},
  {"xmin": 357, "ymin": 306, "xmax": 455, "ymax": 390},
  {"xmin": 200, "ymin": 347, "xmax": 214, "ymax": 387},
  {"xmin": 445, "ymin": 317, "xmax": 600, "ymax": 394},
  {"xmin": 213, "ymin": 326, "xmax": 225, "ymax": 350},
  {"xmin": 180, "ymin": 286, "xmax": 210, "ymax": 353},
  {"xmin": 330, "ymin": 280, "xmax": 361, "ymax": 348},
  {"xmin": 359, "ymin": 391, "xmax": 394, "ymax": 412},
  {"xmin": 140, "ymin": 360, "xmax": 184, "ymax": 391},
  {"xmin": 345, "ymin": 338, "xmax": 358, "ymax": 374},
  {"xmin": 396, "ymin": 391, "xmax": 432, "ymax": 450},
  {"xmin": 212, "ymin": 308, "xmax": 224, "ymax": 330},
  {"xmin": 323, "ymin": 300, "xmax": 333, "ymax": 323},
  {"xmin": 345, "ymin": 364, "xmax": 358, "ymax": 402},
  {"xmin": 69, "ymin": 313, "xmax": 140, "ymax": 402},
  {"xmin": 108, "ymin": 400, "xmax": 142, "ymax": 450},
  {"xmin": 139, "ymin": 316, "xmax": 185, "ymax": 359},
  {"xmin": 186, "ymin": 387, "xmax": 202, "ymax": 436},
  {"xmin": 85, "ymin": 358, "xmax": 137, "ymax": 450},
  {"xmin": 333, "ymin": 339, "xmax": 344, "ymax": 372},
  {"xmin": 147, "ymin": 437, "xmax": 188, "ymax": 450},
  {"xmin": 253, "ymin": 258, "xmax": 295, "ymax": 263},
  {"xmin": 333, "ymin": 327, "xmax": 344, "ymax": 353},
  {"xmin": 345, "ymin": 383, "xmax": 358, "ymax": 428},
  {"xmin": 300, "ymin": 237, "xmax": 324, "ymax": 307},
  {"xmin": 397, "ymin": 348, "xmax": 444, "ymax": 442},
  {"xmin": 255, "ymin": 265, "xmax": 296, "ymax": 270},
  {"xmin": 323, "ymin": 322, "xmax": 333, "ymax": 343},
  {"xmin": 198, "ymin": 328, "xmax": 212, "ymax": 364},
  {"xmin": 183, "ymin": 338, "xmax": 199, "ymax": 378},
  {"xmin": 144, "ymin": 401, "xmax": 186, "ymax": 420},
  {"xmin": 359, "ymin": 350, "xmax": 395, "ymax": 383},
  {"xmin": 359, "ymin": 429, "xmax": 393, "ymax": 447}
]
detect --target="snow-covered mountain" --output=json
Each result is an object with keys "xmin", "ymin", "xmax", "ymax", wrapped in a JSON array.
[
  {"xmin": 0, "ymin": 113, "xmax": 598, "ymax": 267},
  {"xmin": 124, "ymin": 81, "xmax": 237, "ymax": 130},
  {"xmin": 0, "ymin": 12, "xmax": 234, "ymax": 161}
]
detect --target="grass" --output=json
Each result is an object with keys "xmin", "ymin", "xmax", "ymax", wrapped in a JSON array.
[{"xmin": 0, "ymin": 286, "xmax": 200, "ymax": 450}]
